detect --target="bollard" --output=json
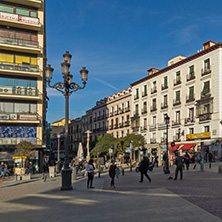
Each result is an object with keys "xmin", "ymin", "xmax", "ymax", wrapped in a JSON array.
[
  {"xmin": 98, "ymin": 171, "xmax": 100, "ymax": 178},
  {"xmin": 20, "ymin": 176, "xmax": 22, "ymax": 180},
  {"xmin": 122, "ymin": 169, "xmax": 124, "ymax": 176},
  {"xmin": 44, "ymin": 175, "xmax": 47, "ymax": 182},
  {"xmin": 209, "ymin": 163, "xmax": 211, "ymax": 168}
]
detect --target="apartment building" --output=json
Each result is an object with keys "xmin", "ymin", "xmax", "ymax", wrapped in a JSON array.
[
  {"xmin": 131, "ymin": 40, "xmax": 222, "ymax": 160},
  {"xmin": 92, "ymin": 98, "xmax": 107, "ymax": 140},
  {"xmin": 106, "ymin": 87, "xmax": 132, "ymax": 138},
  {"xmin": 0, "ymin": 0, "xmax": 46, "ymax": 169}
]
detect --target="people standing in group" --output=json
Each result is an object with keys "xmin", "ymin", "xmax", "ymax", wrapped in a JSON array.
[
  {"xmin": 184, "ymin": 152, "xmax": 190, "ymax": 170},
  {"xmin": 139, "ymin": 155, "xmax": 151, "ymax": 183},
  {"xmin": 86, "ymin": 159, "xmax": 95, "ymax": 189},
  {"xmin": 174, "ymin": 152, "xmax": 185, "ymax": 180},
  {"xmin": 109, "ymin": 160, "xmax": 117, "ymax": 188}
]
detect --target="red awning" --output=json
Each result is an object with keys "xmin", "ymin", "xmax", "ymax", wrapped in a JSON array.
[
  {"xmin": 168, "ymin": 144, "xmax": 181, "ymax": 151},
  {"xmin": 181, "ymin": 143, "xmax": 196, "ymax": 150}
]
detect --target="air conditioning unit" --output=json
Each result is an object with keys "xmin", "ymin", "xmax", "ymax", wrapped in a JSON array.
[
  {"xmin": 0, "ymin": 87, "xmax": 13, "ymax": 94},
  {"xmin": 16, "ymin": 86, "xmax": 25, "ymax": 95},
  {"xmin": 27, "ymin": 87, "xmax": 37, "ymax": 96}
]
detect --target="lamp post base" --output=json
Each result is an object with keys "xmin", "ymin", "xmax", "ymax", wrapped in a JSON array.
[
  {"xmin": 164, "ymin": 169, "xmax": 170, "ymax": 174},
  {"xmin": 61, "ymin": 168, "xmax": 73, "ymax": 190}
]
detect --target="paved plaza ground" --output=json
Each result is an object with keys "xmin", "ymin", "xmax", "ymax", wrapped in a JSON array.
[{"xmin": 0, "ymin": 163, "xmax": 222, "ymax": 222}]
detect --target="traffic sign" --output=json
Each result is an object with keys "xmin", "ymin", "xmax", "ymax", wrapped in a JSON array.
[
  {"xmin": 111, "ymin": 144, "xmax": 115, "ymax": 150},
  {"xmin": 171, "ymin": 142, "xmax": 175, "ymax": 147},
  {"xmin": 109, "ymin": 149, "xmax": 113, "ymax": 154}
]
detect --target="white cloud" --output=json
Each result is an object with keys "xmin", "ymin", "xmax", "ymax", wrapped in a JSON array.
[
  {"xmin": 47, "ymin": 88, "xmax": 63, "ymax": 97},
  {"xmin": 93, "ymin": 77, "xmax": 120, "ymax": 91}
]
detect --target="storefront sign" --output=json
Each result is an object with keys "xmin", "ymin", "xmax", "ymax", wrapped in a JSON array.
[
  {"xmin": 186, "ymin": 132, "xmax": 210, "ymax": 140},
  {"xmin": 19, "ymin": 16, "xmax": 39, "ymax": 24},
  {"xmin": 19, "ymin": 114, "xmax": 37, "ymax": 120},
  {"xmin": 10, "ymin": 114, "xmax": 17, "ymax": 120},
  {"xmin": 0, "ymin": 114, "xmax": 9, "ymax": 120},
  {"xmin": 0, "ymin": 12, "xmax": 18, "ymax": 21}
]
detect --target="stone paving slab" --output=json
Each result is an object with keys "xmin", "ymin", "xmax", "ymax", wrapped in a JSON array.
[{"xmin": 0, "ymin": 166, "xmax": 222, "ymax": 222}]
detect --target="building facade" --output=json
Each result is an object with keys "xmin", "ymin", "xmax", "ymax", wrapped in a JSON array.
[
  {"xmin": 0, "ymin": 0, "xmax": 46, "ymax": 169},
  {"xmin": 106, "ymin": 87, "xmax": 132, "ymax": 138},
  {"xmin": 131, "ymin": 40, "xmax": 222, "ymax": 160}
]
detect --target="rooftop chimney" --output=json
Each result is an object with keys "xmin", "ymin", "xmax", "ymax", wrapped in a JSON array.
[
  {"xmin": 147, "ymin": 68, "xmax": 159, "ymax": 75},
  {"xmin": 168, "ymin": 55, "xmax": 186, "ymax": 66},
  {"xmin": 202, "ymin": 40, "xmax": 217, "ymax": 50}
]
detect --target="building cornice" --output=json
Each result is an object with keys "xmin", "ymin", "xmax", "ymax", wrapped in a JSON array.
[{"xmin": 131, "ymin": 42, "xmax": 222, "ymax": 87}]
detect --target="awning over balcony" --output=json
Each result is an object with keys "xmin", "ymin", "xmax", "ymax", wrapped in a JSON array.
[
  {"xmin": 168, "ymin": 144, "xmax": 181, "ymax": 151},
  {"xmin": 180, "ymin": 143, "xmax": 196, "ymax": 150}
]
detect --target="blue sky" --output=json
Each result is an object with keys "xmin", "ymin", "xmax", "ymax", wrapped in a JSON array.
[{"xmin": 46, "ymin": 0, "xmax": 222, "ymax": 123}]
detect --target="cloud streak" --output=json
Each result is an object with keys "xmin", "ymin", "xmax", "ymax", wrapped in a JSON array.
[{"xmin": 93, "ymin": 77, "xmax": 120, "ymax": 91}]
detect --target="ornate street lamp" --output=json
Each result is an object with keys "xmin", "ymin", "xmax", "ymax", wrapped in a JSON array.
[
  {"xmin": 45, "ymin": 51, "xmax": 89, "ymax": 190},
  {"xmin": 85, "ymin": 130, "xmax": 92, "ymax": 162},
  {"xmin": 164, "ymin": 114, "xmax": 170, "ymax": 174}
]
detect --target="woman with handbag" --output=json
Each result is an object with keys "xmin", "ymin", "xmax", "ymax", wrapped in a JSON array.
[
  {"xmin": 109, "ymin": 160, "xmax": 117, "ymax": 188},
  {"xmin": 86, "ymin": 159, "xmax": 95, "ymax": 189}
]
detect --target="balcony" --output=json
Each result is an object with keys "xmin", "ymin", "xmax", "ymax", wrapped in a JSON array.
[
  {"xmin": 172, "ymin": 120, "xmax": 181, "ymax": 126},
  {"xmin": 125, "ymin": 107, "xmax": 130, "ymax": 112},
  {"xmin": 150, "ymin": 138, "xmax": 156, "ymax": 144},
  {"xmin": 187, "ymin": 73, "xmax": 195, "ymax": 81},
  {"xmin": 0, "ymin": 36, "xmax": 41, "ymax": 54},
  {"xmin": 149, "ymin": 124, "xmax": 156, "ymax": 131},
  {"xmin": 150, "ymin": 106, "xmax": 157, "ymax": 112},
  {"xmin": 134, "ymin": 95, "xmax": 139, "ymax": 100},
  {"xmin": 161, "ymin": 137, "xmax": 166, "ymax": 143},
  {"xmin": 0, "ymin": 11, "xmax": 41, "ymax": 31},
  {"xmin": 186, "ymin": 95, "xmax": 195, "ymax": 103},
  {"xmin": 151, "ymin": 87, "xmax": 157, "ymax": 94},
  {"xmin": 201, "ymin": 92, "xmax": 211, "ymax": 99},
  {"xmin": 162, "ymin": 84, "xmax": 168, "ymax": 90},
  {"xmin": 0, "ymin": 86, "xmax": 40, "ymax": 100},
  {"xmin": 133, "ymin": 111, "xmax": 139, "ymax": 117},
  {"xmin": 115, "ymin": 110, "xmax": 119, "ymax": 116},
  {"xmin": 5, "ymin": 0, "xmax": 42, "ymax": 8},
  {"xmin": 185, "ymin": 117, "xmax": 195, "ymax": 124},
  {"xmin": 132, "ymin": 126, "xmax": 139, "ymax": 132},
  {"xmin": 125, "ymin": 121, "xmax": 130, "ymax": 127},
  {"xmin": 201, "ymin": 66, "xmax": 211, "ymax": 76},
  {"xmin": 109, "ymin": 125, "xmax": 114, "ymax": 130},
  {"xmin": 110, "ymin": 112, "xmax": 114, "ymax": 117},
  {"xmin": 141, "ymin": 108, "xmax": 147, "ymax": 114},
  {"xmin": 173, "ymin": 99, "xmax": 181, "ymax": 106},
  {"xmin": 114, "ymin": 124, "xmax": 118, "ymax": 129},
  {"xmin": 119, "ymin": 123, "xmax": 124, "ymax": 128},
  {"xmin": 0, "ymin": 137, "xmax": 38, "ymax": 145},
  {"xmin": 161, "ymin": 103, "xmax": 168, "ymax": 109},
  {"xmin": 158, "ymin": 123, "xmax": 166, "ymax": 129},
  {"xmin": 141, "ymin": 126, "xmax": 147, "ymax": 131},
  {"xmin": 173, "ymin": 136, "xmax": 181, "ymax": 142},
  {"xmin": 119, "ymin": 108, "xmax": 124, "ymax": 114},
  {"xmin": 0, "ymin": 62, "xmax": 40, "ymax": 77},
  {"xmin": 142, "ymin": 91, "xmax": 147, "ymax": 97},
  {"xmin": 199, "ymin": 113, "xmax": 211, "ymax": 122},
  {"xmin": 0, "ymin": 112, "xmax": 39, "ymax": 123},
  {"xmin": 174, "ymin": 79, "xmax": 181, "ymax": 86}
]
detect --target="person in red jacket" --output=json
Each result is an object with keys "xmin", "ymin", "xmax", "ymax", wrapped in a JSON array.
[{"xmin": 109, "ymin": 160, "xmax": 117, "ymax": 188}]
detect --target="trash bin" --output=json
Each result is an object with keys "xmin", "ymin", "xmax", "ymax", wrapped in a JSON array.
[{"xmin": 49, "ymin": 166, "xmax": 56, "ymax": 177}]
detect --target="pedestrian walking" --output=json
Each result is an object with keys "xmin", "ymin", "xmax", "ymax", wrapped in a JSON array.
[
  {"xmin": 0, "ymin": 162, "xmax": 5, "ymax": 173},
  {"xmin": 174, "ymin": 153, "xmax": 185, "ymax": 180},
  {"xmin": 184, "ymin": 152, "xmax": 190, "ymax": 170},
  {"xmin": 193, "ymin": 152, "xmax": 201, "ymax": 169},
  {"xmin": 3, "ymin": 163, "xmax": 10, "ymax": 176},
  {"xmin": 162, "ymin": 152, "xmax": 167, "ymax": 173},
  {"xmin": 154, "ymin": 155, "xmax": 159, "ymax": 167},
  {"xmin": 109, "ymin": 160, "xmax": 117, "ymax": 188},
  {"xmin": 86, "ymin": 159, "xmax": 95, "ymax": 189},
  {"xmin": 139, "ymin": 155, "xmax": 151, "ymax": 183}
]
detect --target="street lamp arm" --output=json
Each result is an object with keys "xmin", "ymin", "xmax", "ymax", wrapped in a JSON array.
[
  {"xmin": 69, "ymin": 82, "xmax": 86, "ymax": 96},
  {"xmin": 46, "ymin": 79, "xmax": 66, "ymax": 96}
]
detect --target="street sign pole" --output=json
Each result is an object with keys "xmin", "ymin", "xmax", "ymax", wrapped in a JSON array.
[{"xmin": 200, "ymin": 142, "xmax": 204, "ymax": 171}]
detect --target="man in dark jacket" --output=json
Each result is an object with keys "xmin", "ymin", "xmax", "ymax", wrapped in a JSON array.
[
  {"xmin": 139, "ymin": 156, "xmax": 151, "ymax": 183},
  {"xmin": 174, "ymin": 153, "xmax": 184, "ymax": 180}
]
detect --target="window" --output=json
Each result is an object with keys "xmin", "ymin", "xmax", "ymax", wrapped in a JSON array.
[
  {"xmin": 143, "ymin": 118, "xmax": 147, "ymax": 129},
  {"xmin": 135, "ymin": 104, "xmax": 139, "ymax": 114},
  {"xmin": 189, "ymin": 108, "xmax": 194, "ymax": 121},
  {"xmin": 202, "ymin": 81, "xmax": 210, "ymax": 95},
  {"xmin": 153, "ymin": 98, "xmax": 156, "ymax": 109},
  {"xmin": 204, "ymin": 126, "xmax": 210, "ymax": 133},
  {"xmin": 116, "ymin": 132, "xmax": 119, "ymax": 138},
  {"xmin": 127, "ymin": 129, "xmax": 129, "ymax": 135},
  {"xmin": 164, "ymin": 95, "xmax": 167, "ymax": 106},
  {"xmin": 176, "ymin": 91, "xmax": 180, "ymax": 101},
  {"xmin": 176, "ymin": 111, "xmax": 180, "ymax": 123},
  {"xmin": 143, "ymin": 85, "xmax": 147, "ymax": 96},
  {"xmin": 121, "ymin": 131, "xmax": 124, "ymax": 137},
  {"xmin": 0, "ymin": 5, "xmax": 13, "ymax": 13},
  {"xmin": 153, "ymin": 116, "xmax": 156, "ymax": 125},
  {"xmin": 204, "ymin": 104, "xmax": 210, "ymax": 114},
  {"xmin": 189, "ymin": 86, "xmax": 194, "ymax": 99},
  {"xmin": 143, "ymin": 102, "xmax": 147, "ymax": 112},
  {"xmin": 16, "ymin": 8, "xmax": 29, "ymax": 16},
  {"xmin": 176, "ymin": 71, "xmax": 181, "ymax": 82},
  {"xmin": 136, "ymin": 88, "xmax": 139, "ymax": 98},
  {"xmin": 189, "ymin": 128, "xmax": 194, "ymax": 134},
  {"xmin": 189, "ymin": 65, "xmax": 194, "ymax": 74},
  {"xmin": 204, "ymin": 59, "xmax": 210, "ymax": 70},
  {"xmin": 163, "ymin": 76, "xmax": 168, "ymax": 88}
]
